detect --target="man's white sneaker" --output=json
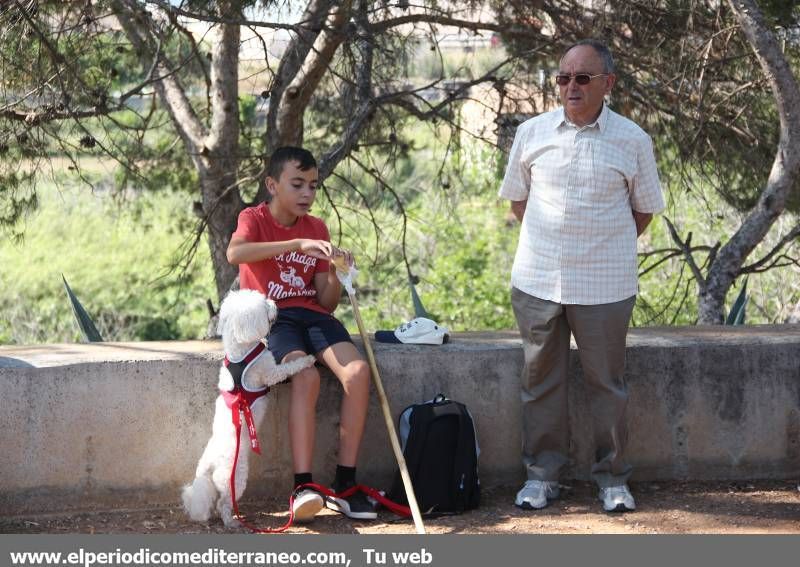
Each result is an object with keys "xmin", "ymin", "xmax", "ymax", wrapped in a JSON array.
[
  {"xmin": 599, "ymin": 485, "xmax": 636, "ymax": 512},
  {"xmin": 292, "ymin": 489, "xmax": 324, "ymax": 523},
  {"xmin": 514, "ymin": 480, "xmax": 560, "ymax": 510}
]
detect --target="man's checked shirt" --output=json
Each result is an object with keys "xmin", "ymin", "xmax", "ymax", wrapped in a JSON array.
[{"xmin": 499, "ymin": 104, "xmax": 665, "ymax": 305}]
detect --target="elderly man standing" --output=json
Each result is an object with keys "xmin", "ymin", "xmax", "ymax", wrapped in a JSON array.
[{"xmin": 499, "ymin": 39, "xmax": 665, "ymax": 513}]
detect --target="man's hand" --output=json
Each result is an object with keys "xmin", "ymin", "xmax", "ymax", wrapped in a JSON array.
[
  {"xmin": 511, "ymin": 200, "xmax": 527, "ymax": 222},
  {"xmin": 632, "ymin": 211, "xmax": 653, "ymax": 237}
]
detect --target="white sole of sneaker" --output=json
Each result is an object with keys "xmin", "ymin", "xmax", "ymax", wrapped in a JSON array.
[
  {"xmin": 515, "ymin": 500, "xmax": 549, "ymax": 510},
  {"xmin": 515, "ymin": 486, "xmax": 559, "ymax": 510},
  {"xmin": 293, "ymin": 495, "xmax": 324, "ymax": 523},
  {"xmin": 603, "ymin": 503, "xmax": 635, "ymax": 513},
  {"xmin": 325, "ymin": 496, "xmax": 378, "ymax": 520}
]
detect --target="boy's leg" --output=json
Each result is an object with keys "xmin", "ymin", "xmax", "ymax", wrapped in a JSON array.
[
  {"xmin": 282, "ymin": 351, "xmax": 325, "ymax": 523},
  {"xmin": 317, "ymin": 341, "xmax": 376, "ymax": 520},
  {"xmin": 283, "ymin": 351, "xmax": 321, "ymax": 474},
  {"xmin": 302, "ymin": 310, "xmax": 374, "ymax": 519},
  {"xmin": 268, "ymin": 308, "xmax": 327, "ymax": 522},
  {"xmin": 316, "ymin": 341, "xmax": 370, "ymax": 466}
]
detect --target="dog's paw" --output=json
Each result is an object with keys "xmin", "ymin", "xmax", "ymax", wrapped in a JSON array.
[
  {"xmin": 222, "ymin": 514, "xmax": 242, "ymax": 529},
  {"xmin": 299, "ymin": 354, "xmax": 316, "ymax": 369}
]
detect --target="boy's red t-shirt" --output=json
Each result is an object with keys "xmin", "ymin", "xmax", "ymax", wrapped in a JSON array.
[{"xmin": 232, "ymin": 203, "xmax": 331, "ymax": 314}]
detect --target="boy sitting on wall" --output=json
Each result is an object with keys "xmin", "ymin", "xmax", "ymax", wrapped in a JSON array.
[{"xmin": 227, "ymin": 146, "xmax": 375, "ymax": 522}]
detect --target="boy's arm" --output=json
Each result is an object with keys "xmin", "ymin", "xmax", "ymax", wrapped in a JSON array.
[
  {"xmin": 227, "ymin": 235, "xmax": 332, "ymax": 265},
  {"xmin": 314, "ymin": 269, "xmax": 343, "ymax": 311}
]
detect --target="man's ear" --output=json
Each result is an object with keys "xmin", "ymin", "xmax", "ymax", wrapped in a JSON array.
[{"xmin": 605, "ymin": 73, "xmax": 617, "ymax": 94}]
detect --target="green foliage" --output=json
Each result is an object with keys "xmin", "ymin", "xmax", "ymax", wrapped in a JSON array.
[
  {"xmin": 418, "ymin": 201, "xmax": 518, "ymax": 330},
  {"xmin": 409, "ymin": 45, "xmax": 507, "ymax": 81},
  {"xmin": 633, "ymin": 171, "xmax": 799, "ymax": 326},
  {"xmin": 315, "ymin": 128, "xmax": 519, "ymax": 333},
  {"xmin": 0, "ymin": 1, "xmax": 212, "ymax": 235},
  {"xmin": 0, "ymin": 181, "xmax": 215, "ymax": 344},
  {"xmin": 108, "ymin": 106, "xmax": 199, "ymax": 197},
  {"xmin": 3, "ymin": 112, "xmax": 800, "ymax": 345},
  {"xmin": 0, "ymin": 169, "xmax": 38, "ymax": 233},
  {"xmin": 331, "ymin": 198, "xmax": 518, "ymax": 333},
  {"xmin": 759, "ymin": 0, "xmax": 800, "ymax": 27}
]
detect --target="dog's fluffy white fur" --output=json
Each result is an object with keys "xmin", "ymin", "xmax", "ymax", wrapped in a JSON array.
[{"xmin": 182, "ymin": 289, "xmax": 315, "ymax": 527}]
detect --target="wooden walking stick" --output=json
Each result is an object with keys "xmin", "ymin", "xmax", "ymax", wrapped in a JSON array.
[{"xmin": 332, "ymin": 256, "xmax": 426, "ymax": 534}]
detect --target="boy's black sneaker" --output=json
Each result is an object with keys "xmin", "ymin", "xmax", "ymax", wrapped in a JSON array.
[
  {"xmin": 325, "ymin": 485, "xmax": 378, "ymax": 520},
  {"xmin": 292, "ymin": 488, "xmax": 324, "ymax": 523}
]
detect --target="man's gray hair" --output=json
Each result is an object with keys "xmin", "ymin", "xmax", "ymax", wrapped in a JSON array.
[{"xmin": 563, "ymin": 39, "xmax": 615, "ymax": 74}]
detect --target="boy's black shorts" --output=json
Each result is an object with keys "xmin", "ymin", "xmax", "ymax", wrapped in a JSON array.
[{"xmin": 267, "ymin": 306, "xmax": 352, "ymax": 363}]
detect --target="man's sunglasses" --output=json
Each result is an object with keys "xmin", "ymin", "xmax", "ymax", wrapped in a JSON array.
[{"xmin": 555, "ymin": 73, "xmax": 608, "ymax": 86}]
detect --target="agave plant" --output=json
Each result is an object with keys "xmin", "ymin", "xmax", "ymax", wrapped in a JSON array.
[
  {"xmin": 62, "ymin": 275, "xmax": 103, "ymax": 342},
  {"xmin": 725, "ymin": 277, "xmax": 749, "ymax": 326}
]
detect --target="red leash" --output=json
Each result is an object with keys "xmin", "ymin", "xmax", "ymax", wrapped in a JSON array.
[
  {"xmin": 296, "ymin": 482, "xmax": 412, "ymax": 518},
  {"xmin": 226, "ymin": 393, "xmax": 411, "ymax": 533}
]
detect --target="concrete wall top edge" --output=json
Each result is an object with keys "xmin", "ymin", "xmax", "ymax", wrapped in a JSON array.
[{"xmin": 1, "ymin": 325, "xmax": 798, "ymax": 369}]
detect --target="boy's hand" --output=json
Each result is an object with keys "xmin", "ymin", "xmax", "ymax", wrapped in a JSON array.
[
  {"xmin": 330, "ymin": 247, "xmax": 354, "ymax": 271},
  {"xmin": 297, "ymin": 239, "xmax": 333, "ymax": 259}
]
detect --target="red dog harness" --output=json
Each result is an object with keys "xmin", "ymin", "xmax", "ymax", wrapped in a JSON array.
[{"xmin": 221, "ymin": 342, "xmax": 269, "ymax": 456}]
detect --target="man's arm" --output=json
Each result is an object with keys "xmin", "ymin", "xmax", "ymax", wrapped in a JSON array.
[
  {"xmin": 226, "ymin": 235, "xmax": 332, "ymax": 265},
  {"xmin": 511, "ymin": 199, "xmax": 527, "ymax": 223},
  {"xmin": 632, "ymin": 210, "xmax": 653, "ymax": 237}
]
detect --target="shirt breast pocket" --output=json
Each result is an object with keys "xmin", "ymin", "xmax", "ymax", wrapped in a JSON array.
[
  {"xmin": 531, "ymin": 148, "xmax": 571, "ymax": 209},
  {"xmin": 582, "ymin": 142, "xmax": 632, "ymax": 205}
]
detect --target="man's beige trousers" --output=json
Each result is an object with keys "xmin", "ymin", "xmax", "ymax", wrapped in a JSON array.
[{"xmin": 511, "ymin": 287, "xmax": 636, "ymax": 488}]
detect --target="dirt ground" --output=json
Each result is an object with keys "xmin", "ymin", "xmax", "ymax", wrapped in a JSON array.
[{"xmin": 2, "ymin": 480, "xmax": 799, "ymax": 534}]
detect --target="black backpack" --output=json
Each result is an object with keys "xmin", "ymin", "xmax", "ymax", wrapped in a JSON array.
[{"xmin": 388, "ymin": 394, "xmax": 480, "ymax": 516}]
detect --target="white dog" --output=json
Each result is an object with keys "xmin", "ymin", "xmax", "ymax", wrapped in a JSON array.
[{"xmin": 182, "ymin": 289, "xmax": 315, "ymax": 527}]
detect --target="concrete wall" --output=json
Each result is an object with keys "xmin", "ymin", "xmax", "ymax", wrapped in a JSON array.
[{"xmin": 1, "ymin": 327, "xmax": 799, "ymax": 514}]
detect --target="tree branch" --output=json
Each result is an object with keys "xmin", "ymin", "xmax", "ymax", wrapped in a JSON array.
[
  {"xmin": 368, "ymin": 13, "xmax": 537, "ymax": 36},
  {"xmin": 205, "ymin": 0, "xmax": 241, "ymax": 155},
  {"xmin": 275, "ymin": 1, "xmax": 353, "ymax": 144},
  {"xmin": 142, "ymin": 0, "xmax": 302, "ymax": 32},
  {"xmin": 690, "ymin": 0, "xmax": 800, "ymax": 321},
  {"xmin": 112, "ymin": 0, "xmax": 207, "ymax": 153},
  {"xmin": 664, "ymin": 217, "xmax": 707, "ymax": 286},
  {"xmin": 318, "ymin": 0, "xmax": 374, "ymax": 181},
  {"xmin": 741, "ymin": 224, "xmax": 800, "ymax": 274}
]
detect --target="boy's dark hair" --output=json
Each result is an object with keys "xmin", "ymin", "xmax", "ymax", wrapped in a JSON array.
[{"xmin": 267, "ymin": 146, "xmax": 317, "ymax": 179}]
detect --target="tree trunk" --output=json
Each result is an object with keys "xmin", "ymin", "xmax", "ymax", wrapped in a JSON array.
[
  {"xmin": 114, "ymin": 0, "xmax": 245, "ymax": 301},
  {"xmin": 693, "ymin": 0, "xmax": 800, "ymax": 324},
  {"xmin": 697, "ymin": 288, "xmax": 726, "ymax": 325},
  {"xmin": 786, "ymin": 298, "xmax": 800, "ymax": 324},
  {"xmin": 199, "ymin": 4, "xmax": 244, "ymax": 300},
  {"xmin": 198, "ymin": 166, "xmax": 243, "ymax": 301}
]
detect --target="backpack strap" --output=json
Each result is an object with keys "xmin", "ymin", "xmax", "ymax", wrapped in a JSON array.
[
  {"xmin": 391, "ymin": 402, "xmax": 436, "ymax": 508},
  {"xmin": 403, "ymin": 403, "xmax": 435, "ymax": 478},
  {"xmin": 424, "ymin": 401, "xmax": 475, "ymax": 512},
  {"xmin": 449, "ymin": 401, "xmax": 479, "ymax": 512}
]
